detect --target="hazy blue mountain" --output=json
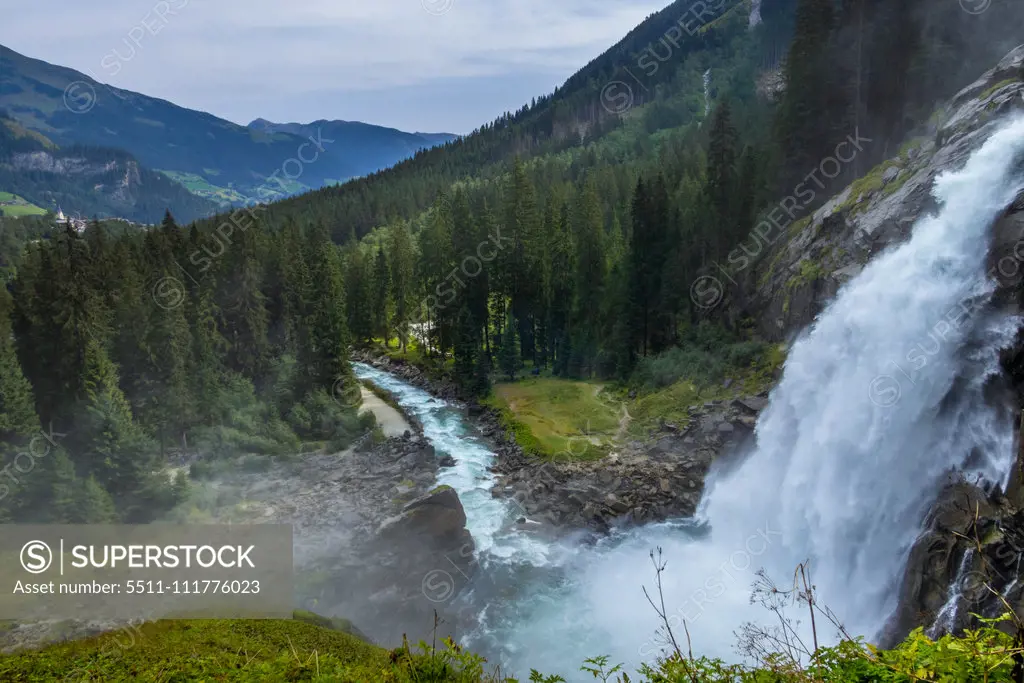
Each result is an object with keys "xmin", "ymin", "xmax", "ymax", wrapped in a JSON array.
[{"xmin": 0, "ymin": 45, "xmax": 457, "ymax": 205}]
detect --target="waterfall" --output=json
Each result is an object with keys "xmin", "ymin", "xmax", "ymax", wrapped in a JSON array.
[
  {"xmin": 749, "ymin": 0, "xmax": 762, "ymax": 28},
  {"xmin": 356, "ymin": 117, "xmax": 1024, "ymax": 679},
  {"xmin": 703, "ymin": 69, "xmax": 712, "ymax": 119},
  {"xmin": 927, "ymin": 549, "xmax": 976, "ymax": 639}
]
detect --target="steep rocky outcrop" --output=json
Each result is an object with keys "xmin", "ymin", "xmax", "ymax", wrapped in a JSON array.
[
  {"xmin": 742, "ymin": 45, "xmax": 1024, "ymax": 342},
  {"xmin": 0, "ymin": 115, "xmax": 219, "ymax": 223}
]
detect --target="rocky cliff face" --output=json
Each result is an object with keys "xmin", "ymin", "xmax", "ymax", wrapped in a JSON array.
[
  {"xmin": 8, "ymin": 150, "xmax": 143, "ymax": 207},
  {"xmin": 743, "ymin": 45, "xmax": 1024, "ymax": 342}
]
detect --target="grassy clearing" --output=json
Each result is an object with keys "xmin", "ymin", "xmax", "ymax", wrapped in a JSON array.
[
  {"xmin": 488, "ymin": 378, "xmax": 620, "ymax": 461},
  {"xmin": 625, "ymin": 344, "xmax": 784, "ymax": 438},
  {"xmin": 158, "ymin": 170, "xmax": 249, "ymax": 205},
  {"xmin": 627, "ymin": 379, "xmax": 709, "ymax": 437},
  {"xmin": 0, "ymin": 193, "xmax": 47, "ymax": 217},
  {"xmin": 624, "ymin": 325, "xmax": 787, "ymax": 438}
]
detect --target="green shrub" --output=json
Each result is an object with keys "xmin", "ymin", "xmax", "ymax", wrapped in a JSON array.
[{"xmin": 630, "ymin": 323, "xmax": 773, "ymax": 391}]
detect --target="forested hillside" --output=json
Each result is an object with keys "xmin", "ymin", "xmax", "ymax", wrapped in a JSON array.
[
  {"xmin": 0, "ymin": 0, "xmax": 1022, "ymax": 528},
  {"xmin": 202, "ymin": 0, "xmax": 1024, "ymax": 388},
  {"xmin": 0, "ymin": 212, "xmax": 370, "ymax": 525},
  {"xmin": 261, "ymin": 0, "xmax": 1023, "ymax": 241}
]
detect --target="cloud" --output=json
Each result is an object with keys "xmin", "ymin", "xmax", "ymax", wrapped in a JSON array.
[{"xmin": 3, "ymin": 0, "xmax": 666, "ymax": 132}]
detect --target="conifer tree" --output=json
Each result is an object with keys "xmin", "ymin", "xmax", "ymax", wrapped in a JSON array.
[
  {"xmin": 343, "ymin": 241, "xmax": 373, "ymax": 346},
  {"xmin": 453, "ymin": 306, "xmax": 478, "ymax": 390},
  {"xmin": 79, "ymin": 337, "xmax": 175, "ymax": 522},
  {"xmin": 0, "ymin": 287, "xmax": 39, "ymax": 443},
  {"xmin": 145, "ymin": 274, "xmax": 194, "ymax": 452},
  {"xmin": 570, "ymin": 176, "xmax": 606, "ymax": 377},
  {"xmin": 387, "ymin": 221, "xmax": 415, "ymax": 352},
  {"xmin": 706, "ymin": 101, "xmax": 738, "ymax": 255},
  {"xmin": 417, "ymin": 197, "xmax": 455, "ymax": 356},
  {"xmin": 371, "ymin": 245, "xmax": 392, "ymax": 344},
  {"xmin": 188, "ymin": 271, "xmax": 228, "ymax": 421},
  {"xmin": 503, "ymin": 159, "xmax": 541, "ymax": 363},
  {"xmin": 308, "ymin": 229, "xmax": 357, "ymax": 401},
  {"xmin": 109, "ymin": 240, "xmax": 154, "ymax": 416},
  {"xmin": 777, "ymin": 0, "xmax": 840, "ymax": 192},
  {"xmin": 498, "ymin": 311, "xmax": 520, "ymax": 382},
  {"xmin": 218, "ymin": 226, "xmax": 270, "ymax": 383},
  {"xmin": 545, "ymin": 199, "xmax": 574, "ymax": 375}
]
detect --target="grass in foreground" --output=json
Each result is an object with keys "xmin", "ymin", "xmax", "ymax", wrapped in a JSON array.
[
  {"xmin": 0, "ymin": 611, "xmax": 519, "ymax": 682},
  {"xmin": 1, "ymin": 611, "xmax": 1021, "ymax": 682},
  {"xmin": 0, "ymin": 615, "xmax": 385, "ymax": 681}
]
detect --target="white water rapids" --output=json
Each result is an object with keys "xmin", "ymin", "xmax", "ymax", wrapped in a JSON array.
[{"xmin": 354, "ymin": 116, "xmax": 1024, "ymax": 680}]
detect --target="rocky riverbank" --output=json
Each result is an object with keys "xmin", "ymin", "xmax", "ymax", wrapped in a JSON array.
[
  {"xmin": 487, "ymin": 395, "xmax": 769, "ymax": 532},
  {"xmin": 201, "ymin": 431, "xmax": 477, "ymax": 646},
  {"xmin": 0, "ymin": 425, "xmax": 475, "ymax": 652},
  {"xmin": 351, "ymin": 349, "xmax": 772, "ymax": 533}
]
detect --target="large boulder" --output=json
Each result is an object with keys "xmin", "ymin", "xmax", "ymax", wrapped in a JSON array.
[
  {"xmin": 880, "ymin": 483, "xmax": 994, "ymax": 646},
  {"xmin": 377, "ymin": 485, "xmax": 470, "ymax": 546}
]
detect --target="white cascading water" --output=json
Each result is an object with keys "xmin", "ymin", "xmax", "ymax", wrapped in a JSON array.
[
  {"xmin": 351, "ymin": 365, "xmax": 553, "ymax": 564},
  {"xmin": 749, "ymin": 0, "xmax": 762, "ymax": 28},
  {"xmin": 355, "ymin": 117, "xmax": 1024, "ymax": 680},
  {"xmin": 703, "ymin": 69, "xmax": 712, "ymax": 118},
  {"xmin": 927, "ymin": 548, "xmax": 976, "ymax": 639}
]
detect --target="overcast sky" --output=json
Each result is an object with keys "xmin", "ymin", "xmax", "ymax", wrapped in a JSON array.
[{"xmin": 2, "ymin": 0, "xmax": 667, "ymax": 134}]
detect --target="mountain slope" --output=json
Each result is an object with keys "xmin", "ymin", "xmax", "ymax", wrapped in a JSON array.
[
  {"xmin": 0, "ymin": 45, "xmax": 456, "ymax": 204},
  {"xmin": 0, "ymin": 114, "xmax": 219, "ymax": 223},
  {"xmin": 263, "ymin": 0, "xmax": 766, "ymax": 240}
]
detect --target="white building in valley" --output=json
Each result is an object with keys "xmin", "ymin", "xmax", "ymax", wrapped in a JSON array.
[{"xmin": 55, "ymin": 207, "xmax": 87, "ymax": 233}]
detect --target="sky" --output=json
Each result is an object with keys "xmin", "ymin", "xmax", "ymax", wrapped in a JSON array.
[{"xmin": 1, "ymin": 0, "xmax": 669, "ymax": 134}]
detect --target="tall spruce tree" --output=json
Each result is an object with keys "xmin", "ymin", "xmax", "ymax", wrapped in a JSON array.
[
  {"xmin": 371, "ymin": 245, "xmax": 392, "ymax": 344},
  {"xmin": 498, "ymin": 311, "xmax": 520, "ymax": 382},
  {"xmin": 387, "ymin": 221, "xmax": 415, "ymax": 352}
]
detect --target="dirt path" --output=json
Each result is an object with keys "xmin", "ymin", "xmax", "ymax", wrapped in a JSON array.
[
  {"xmin": 360, "ymin": 387, "xmax": 411, "ymax": 437},
  {"xmin": 592, "ymin": 384, "xmax": 632, "ymax": 443},
  {"xmin": 615, "ymin": 402, "xmax": 633, "ymax": 442}
]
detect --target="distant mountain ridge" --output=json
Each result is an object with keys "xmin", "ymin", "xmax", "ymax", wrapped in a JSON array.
[
  {"xmin": 246, "ymin": 118, "xmax": 458, "ymax": 184},
  {"xmin": 0, "ymin": 44, "xmax": 458, "ymax": 205},
  {"xmin": 248, "ymin": 117, "xmax": 456, "ymax": 150}
]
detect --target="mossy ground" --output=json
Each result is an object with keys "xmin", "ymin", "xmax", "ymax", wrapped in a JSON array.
[
  {"xmin": 979, "ymin": 77, "xmax": 1021, "ymax": 102},
  {"xmin": 2, "ymin": 611, "xmax": 1020, "ymax": 682}
]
